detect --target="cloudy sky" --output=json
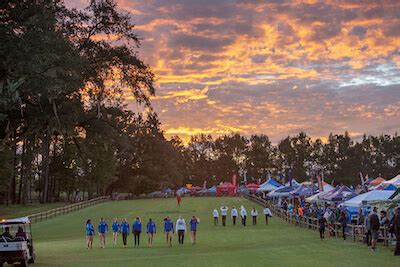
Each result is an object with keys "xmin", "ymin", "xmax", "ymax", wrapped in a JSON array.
[{"xmin": 68, "ymin": 0, "xmax": 400, "ymax": 143}]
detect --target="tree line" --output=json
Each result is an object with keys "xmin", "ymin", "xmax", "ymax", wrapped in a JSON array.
[{"xmin": 1, "ymin": 1, "xmax": 399, "ymax": 205}]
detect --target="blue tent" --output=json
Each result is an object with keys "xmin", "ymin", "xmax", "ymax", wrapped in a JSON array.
[
  {"xmin": 208, "ymin": 186, "xmax": 217, "ymax": 193},
  {"xmin": 257, "ymin": 178, "xmax": 283, "ymax": 193},
  {"xmin": 290, "ymin": 184, "xmax": 314, "ymax": 197},
  {"xmin": 268, "ymin": 186, "xmax": 297, "ymax": 197},
  {"xmin": 163, "ymin": 188, "xmax": 174, "ymax": 193},
  {"xmin": 383, "ymin": 184, "xmax": 397, "ymax": 191},
  {"xmin": 176, "ymin": 187, "xmax": 189, "ymax": 194}
]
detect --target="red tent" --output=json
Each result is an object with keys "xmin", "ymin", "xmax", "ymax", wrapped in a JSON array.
[
  {"xmin": 246, "ymin": 183, "xmax": 260, "ymax": 193},
  {"xmin": 216, "ymin": 182, "xmax": 237, "ymax": 197}
]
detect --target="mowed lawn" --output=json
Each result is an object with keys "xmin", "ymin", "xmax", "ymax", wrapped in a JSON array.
[{"xmin": 15, "ymin": 197, "xmax": 399, "ymax": 266}]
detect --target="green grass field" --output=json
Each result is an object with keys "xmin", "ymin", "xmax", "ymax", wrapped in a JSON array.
[
  {"xmin": 1, "ymin": 202, "xmax": 68, "ymax": 219},
  {"xmin": 7, "ymin": 197, "xmax": 400, "ymax": 266}
]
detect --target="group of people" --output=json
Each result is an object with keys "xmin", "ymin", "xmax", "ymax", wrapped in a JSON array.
[
  {"xmin": 0, "ymin": 226, "xmax": 27, "ymax": 240},
  {"xmin": 212, "ymin": 205, "xmax": 272, "ymax": 227},
  {"xmin": 278, "ymin": 197, "xmax": 400, "ymax": 255},
  {"xmin": 85, "ymin": 215, "xmax": 200, "ymax": 249}
]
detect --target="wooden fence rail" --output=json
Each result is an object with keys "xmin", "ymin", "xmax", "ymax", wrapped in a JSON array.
[
  {"xmin": 244, "ymin": 194, "xmax": 395, "ymax": 247},
  {"xmin": 28, "ymin": 196, "xmax": 109, "ymax": 223}
]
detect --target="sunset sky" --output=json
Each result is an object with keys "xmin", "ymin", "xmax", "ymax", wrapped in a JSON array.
[{"xmin": 68, "ymin": 0, "xmax": 400, "ymax": 143}]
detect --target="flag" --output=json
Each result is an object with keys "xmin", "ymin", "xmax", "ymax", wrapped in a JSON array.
[
  {"xmin": 365, "ymin": 174, "xmax": 369, "ymax": 185},
  {"xmin": 243, "ymin": 171, "xmax": 247, "ymax": 184},
  {"xmin": 317, "ymin": 175, "xmax": 323, "ymax": 192},
  {"xmin": 232, "ymin": 174, "xmax": 237, "ymax": 187},
  {"xmin": 359, "ymin": 172, "xmax": 364, "ymax": 186},
  {"xmin": 203, "ymin": 180, "xmax": 207, "ymax": 189}
]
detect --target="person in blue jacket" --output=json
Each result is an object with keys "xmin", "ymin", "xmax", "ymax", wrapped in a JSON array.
[
  {"xmin": 85, "ymin": 219, "xmax": 95, "ymax": 249},
  {"xmin": 132, "ymin": 217, "xmax": 142, "ymax": 247},
  {"xmin": 120, "ymin": 218, "xmax": 130, "ymax": 248},
  {"xmin": 98, "ymin": 217, "xmax": 108, "ymax": 248},
  {"xmin": 146, "ymin": 218, "xmax": 156, "ymax": 247},
  {"xmin": 112, "ymin": 218, "xmax": 120, "ymax": 245},
  {"xmin": 189, "ymin": 216, "xmax": 200, "ymax": 245},
  {"xmin": 163, "ymin": 216, "xmax": 174, "ymax": 247}
]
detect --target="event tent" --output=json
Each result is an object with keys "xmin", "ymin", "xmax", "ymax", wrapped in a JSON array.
[
  {"xmin": 257, "ymin": 178, "xmax": 283, "ymax": 193},
  {"xmin": 290, "ymin": 184, "xmax": 314, "ymax": 197},
  {"xmin": 343, "ymin": 190, "xmax": 396, "ymax": 208},
  {"xmin": 369, "ymin": 177, "xmax": 386, "ymax": 186},
  {"xmin": 216, "ymin": 182, "xmax": 237, "ymax": 196},
  {"xmin": 323, "ymin": 185, "xmax": 356, "ymax": 203},
  {"xmin": 268, "ymin": 186, "xmax": 297, "ymax": 198},
  {"xmin": 381, "ymin": 174, "xmax": 400, "ymax": 187},
  {"xmin": 284, "ymin": 179, "xmax": 300, "ymax": 187},
  {"xmin": 305, "ymin": 188, "xmax": 335, "ymax": 203},
  {"xmin": 176, "ymin": 187, "xmax": 190, "ymax": 194}
]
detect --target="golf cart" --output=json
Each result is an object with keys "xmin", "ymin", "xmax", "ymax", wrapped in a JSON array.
[{"xmin": 0, "ymin": 217, "xmax": 35, "ymax": 266}]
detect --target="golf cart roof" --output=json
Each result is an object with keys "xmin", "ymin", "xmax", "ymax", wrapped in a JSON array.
[{"xmin": 0, "ymin": 217, "xmax": 31, "ymax": 225}]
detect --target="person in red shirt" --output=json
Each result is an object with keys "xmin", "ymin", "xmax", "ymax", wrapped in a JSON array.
[{"xmin": 177, "ymin": 194, "xmax": 182, "ymax": 207}]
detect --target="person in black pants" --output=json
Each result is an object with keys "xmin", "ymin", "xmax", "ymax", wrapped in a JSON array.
[
  {"xmin": 132, "ymin": 217, "xmax": 142, "ymax": 247},
  {"xmin": 120, "ymin": 218, "xmax": 130, "ymax": 248},
  {"xmin": 318, "ymin": 216, "xmax": 327, "ymax": 240}
]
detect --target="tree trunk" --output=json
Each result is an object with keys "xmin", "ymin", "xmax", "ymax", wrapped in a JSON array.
[
  {"xmin": 22, "ymin": 137, "xmax": 33, "ymax": 205},
  {"xmin": 41, "ymin": 130, "xmax": 50, "ymax": 203},
  {"xmin": 17, "ymin": 140, "xmax": 25, "ymax": 204}
]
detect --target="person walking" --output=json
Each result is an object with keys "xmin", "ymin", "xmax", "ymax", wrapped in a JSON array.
[
  {"xmin": 231, "ymin": 207, "xmax": 238, "ymax": 225},
  {"xmin": 393, "ymin": 207, "xmax": 400, "ymax": 256},
  {"xmin": 177, "ymin": 194, "xmax": 182, "ymax": 207},
  {"xmin": 251, "ymin": 207, "xmax": 258, "ymax": 225},
  {"xmin": 98, "ymin": 217, "xmax": 108, "ymax": 248},
  {"xmin": 369, "ymin": 207, "xmax": 381, "ymax": 251},
  {"xmin": 339, "ymin": 210, "xmax": 348, "ymax": 241},
  {"xmin": 176, "ymin": 215, "xmax": 186, "ymax": 245},
  {"xmin": 112, "ymin": 218, "xmax": 120, "ymax": 245},
  {"xmin": 132, "ymin": 217, "xmax": 142, "ymax": 247},
  {"xmin": 364, "ymin": 211, "xmax": 372, "ymax": 247},
  {"xmin": 220, "ymin": 206, "xmax": 228, "ymax": 226},
  {"xmin": 318, "ymin": 215, "xmax": 327, "ymax": 240},
  {"xmin": 164, "ymin": 216, "xmax": 174, "ymax": 247},
  {"xmin": 85, "ymin": 219, "xmax": 95, "ymax": 249},
  {"xmin": 120, "ymin": 218, "xmax": 130, "ymax": 248},
  {"xmin": 240, "ymin": 205, "xmax": 247, "ymax": 227},
  {"xmin": 146, "ymin": 218, "xmax": 156, "ymax": 247},
  {"xmin": 213, "ymin": 208, "xmax": 219, "ymax": 226},
  {"xmin": 263, "ymin": 206, "xmax": 272, "ymax": 225},
  {"xmin": 189, "ymin": 216, "xmax": 200, "ymax": 244}
]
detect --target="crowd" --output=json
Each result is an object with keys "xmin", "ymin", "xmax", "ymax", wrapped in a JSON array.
[
  {"xmin": 276, "ymin": 197, "xmax": 400, "ymax": 255},
  {"xmin": 212, "ymin": 205, "xmax": 272, "ymax": 227},
  {"xmin": 84, "ymin": 215, "xmax": 200, "ymax": 249}
]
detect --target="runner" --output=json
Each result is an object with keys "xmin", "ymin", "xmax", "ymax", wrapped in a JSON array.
[
  {"xmin": 164, "ymin": 216, "xmax": 174, "ymax": 247},
  {"xmin": 213, "ymin": 208, "xmax": 219, "ymax": 226},
  {"xmin": 120, "ymin": 218, "xmax": 130, "ymax": 248},
  {"xmin": 231, "ymin": 206, "xmax": 238, "ymax": 225},
  {"xmin": 98, "ymin": 217, "xmax": 108, "ymax": 248},
  {"xmin": 263, "ymin": 206, "xmax": 272, "ymax": 225},
  {"xmin": 176, "ymin": 215, "xmax": 187, "ymax": 245},
  {"xmin": 251, "ymin": 207, "xmax": 258, "ymax": 225},
  {"xmin": 189, "ymin": 216, "xmax": 200, "ymax": 244},
  {"xmin": 132, "ymin": 217, "xmax": 142, "ymax": 247},
  {"xmin": 240, "ymin": 205, "xmax": 247, "ymax": 227},
  {"xmin": 177, "ymin": 194, "xmax": 182, "ymax": 207},
  {"xmin": 146, "ymin": 218, "xmax": 156, "ymax": 247},
  {"xmin": 220, "ymin": 206, "xmax": 228, "ymax": 226},
  {"xmin": 85, "ymin": 219, "xmax": 95, "ymax": 249},
  {"xmin": 112, "ymin": 218, "xmax": 120, "ymax": 245}
]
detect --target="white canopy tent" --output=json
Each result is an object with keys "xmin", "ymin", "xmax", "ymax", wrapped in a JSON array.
[{"xmin": 343, "ymin": 190, "xmax": 396, "ymax": 208}]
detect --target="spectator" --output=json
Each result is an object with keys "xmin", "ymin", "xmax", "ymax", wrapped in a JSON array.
[
  {"xmin": 240, "ymin": 205, "xmax": 247, "ymax": 226},
  {"xmin": 220, "ymin": 206, "xmax": 228, "ymax": 227},
  {"xmin": 369, "ymin": 207, "xmax": 381, "ymax": 252},
  {"xmin": 263, "ymin": 206, "xmax": 272, "ymax": 225},
  {"xmin": 15, "ymin": 227, "xmax": 27, "ymax": 240},
  {"xmin": 339, "ymin": 210, "xmax": 348, "ymax": 241},
  {"xmin": 393, "ymin": 207, "xmax": 400, "ymax": 256},
  {"xmin": 318, "ymin": 215, "xmax": 327, "ymax": 240},
  {"xmin": 132, "ymin": 217, "xmax": 142, "ymax": 247},
  {"xmin": 364, "ymin": 212, "xmax": 371, "ymax": 248}
]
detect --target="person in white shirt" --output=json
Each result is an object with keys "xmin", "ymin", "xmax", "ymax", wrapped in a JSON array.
[
  {"xmin": 220, "ymin": 206, "xmax": 229, "ymax": 226},
  {"xmin": 213, "ymin": 209, "xmax": 219, "ymax": 226},
  {"xmin": 176, "ymin": 215, "xmax": 186, "ymax": 245},
  {"xmin": 240, "ymin": 205, "xmax": 247, "ymax": 227},
  {"xmin": 231, "ymin": 207, "xmax": 238, "ymax": 225},
  {"xmin": 263, "ymin": 206, "xmax": 272, "ymax": 225},
  {"xmin": 251, "ymin": 207, "xmax": 258, "ymax": 225}
]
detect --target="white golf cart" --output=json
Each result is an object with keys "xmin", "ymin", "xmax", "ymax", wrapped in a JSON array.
[{"xmin": 0, "ymin": 217, "xmax": 35, "ymax": 266}]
